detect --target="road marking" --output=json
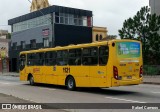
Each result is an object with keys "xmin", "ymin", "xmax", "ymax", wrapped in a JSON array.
[
  {"xmin": 105, "ymin": 97, "xmax": 147, "ymax": 103},
  {"xmin": 0, "ymin": 82, "xmax": 10, "ymax": 85},
  {"xmin": 152, "ymin": 92, "xmax": 160, "ymax": 94},
  {"xmin": 39, "ymin": 88, "xmax": 56, "ymax": 91}
]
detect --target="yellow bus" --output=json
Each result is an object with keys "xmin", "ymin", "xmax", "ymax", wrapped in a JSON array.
[{"xmin": 19, "ymin": 39, "xmax": 143, "ymax": 90}]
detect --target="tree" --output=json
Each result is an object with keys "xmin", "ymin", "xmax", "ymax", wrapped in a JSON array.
[
  {"xmin": 7, "ymin": 33, "xmax": 11, "ymax": 39},
  {"xmin": 107, "ymin": 35, "xmax": 117, "ymax": 40},
  {"xmin": 119, "ymin": 6, "xmax": 160, "ymax": 64}
]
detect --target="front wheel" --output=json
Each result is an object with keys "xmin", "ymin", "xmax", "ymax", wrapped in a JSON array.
[
  {"xmin": 29, "ymin": 76, "xmax": 35, "ymax": 86},
  {"xmin": 66, "ymin": 77, "xmax": 76, "ymax": 91}
]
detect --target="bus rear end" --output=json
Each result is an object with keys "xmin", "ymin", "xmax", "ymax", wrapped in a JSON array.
[{"xmin": 111, "ymin": 40, "xmax": 143, "ymax": 87}]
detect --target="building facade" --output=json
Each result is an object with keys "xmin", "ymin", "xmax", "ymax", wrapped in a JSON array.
[
  {"xmin": 0, "ymin": 30, "xmax": 8, "ymax": 39},
  {"xmin": 92, "ymin": 26, "xmax": 107, "ymax": 42},
  {"xmin": 149, "ymin": 0, "xmax": 160, "ymax": 15},
  {"xmin": 8, "ymin": 5, "xmax": 93, "ymax": 72},
  {"xmin": 0, "ymin": 30, "xmax": 10, "ymax": 73}
]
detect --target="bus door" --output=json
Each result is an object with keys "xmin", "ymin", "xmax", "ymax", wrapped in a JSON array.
[
  {"xmin": 90, "ymin": 46, "xmax": 109, "ymax": 87},
  {"xmin": 19, "ymin": 54, "xmax": 26, "ymax": 80}
]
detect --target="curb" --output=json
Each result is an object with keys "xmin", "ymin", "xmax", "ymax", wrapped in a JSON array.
[
  {"xmin": 143, "ymin": 82, "xmax": 160, "ymax": 85},
  {"xmin": 3, "ymin": 75, "xmax": 19, "ymax": 77}
]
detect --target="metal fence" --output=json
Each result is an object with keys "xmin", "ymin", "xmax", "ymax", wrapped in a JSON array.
[{"xmin": 143, "ymin": 65, "xmax": 160, "ymax": 76}]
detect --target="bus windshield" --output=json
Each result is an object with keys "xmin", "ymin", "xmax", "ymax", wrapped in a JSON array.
[{"xmin": 116, "ymin": 42, "xmax": 140, "ymax": 58}]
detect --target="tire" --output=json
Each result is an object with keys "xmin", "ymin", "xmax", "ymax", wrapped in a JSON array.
[
  {"xmin": 29, "ymin": 76, "xmax": 35, "ymax": 86},
  {"xmin": 66, "ymin": 77, "xmax": 76, "ymax": 91}
]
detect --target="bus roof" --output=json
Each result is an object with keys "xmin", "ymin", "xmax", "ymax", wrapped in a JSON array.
[{"xmin": 20, "ymin": 39, "xmax": 141, "ymax": 54}]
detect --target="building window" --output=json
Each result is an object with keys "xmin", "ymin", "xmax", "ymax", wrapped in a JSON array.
[
  {"xmin": 30, "ymin": 39, "xmax": 36, "ymax": 48},
  {"xmin": 13, "ymin": 42, "xmax": 17, "ymax": 50},
  {"xmin": 64, "ymin": 14, "xmax": 69, "ymax": 24},
  {"xmin": 55, "ymin": 12, "xmax": 60, "ymax": 23},
  {"xmin": 21, "ymin": 41, "xmax": 26, "ymax": 49},
  {"xmin": 55, "ymin": 13, "xmax": 90, "ymax": 27},
  {"xmin": 100, "ymin": 35, "xmax": 103, "ymax": 40},
  {"xmin": 59, "ymin": 13, "xmax": 65, "ymax": 24},
  {"xmin": 60, "ymin": 16, "xmax": 64, "ymax": 24},
  {"xmin": 43, "ymin": 38, "xmax": 49, "ymax": 47},
  {"xmin": 13, "ymin": 14, "xmax": 51, "ymax": 33},
  {"xmin": 96, "ymin": 34, "xmax": 99, "ymax": 41},
  {"xmin": 69, "ymin": 14, "xmax": 74, "ymax": 25}
]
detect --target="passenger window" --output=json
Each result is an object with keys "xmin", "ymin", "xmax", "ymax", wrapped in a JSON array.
[
  {"xmin": 99, "ymin": 46, "xmax": 109, "ymax": 65},
  {"xmin": 57, "ymin": 50, "xmax": 68, "ymax": 66},
  {"xmin": 45, "ymin": 52, "xmax": 56, "ymax": 66},
  {"xmin": 35, "ymin": 53, "xmax": 44, "ymax": 66},
  {"xmin": 27, "ymin": 53, "xmax": 36, "ymax": 66},
  {"xmin": 82, "ymin": 47, "xmax": 98, "ymax": 65},
  {"xmin": 68, "ymin": 49, "xmax": 81, "ymax": 65}
]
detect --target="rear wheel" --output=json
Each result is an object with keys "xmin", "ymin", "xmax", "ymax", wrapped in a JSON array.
[
  {"xmin": 66, "ymin": 77, "xmax": 76, "ymax": 91},
  {"xmin": 29, "ymin": 76, "xmax": 35, "ymax": 86}
]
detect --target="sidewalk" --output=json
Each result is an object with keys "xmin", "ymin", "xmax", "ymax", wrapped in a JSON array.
[
  {"xmin": 0, "ymin": 72, "xmax": 19, "ymax": 77},
  {"xmin": 143, "ymin": 75, "xmax": 160, "ymax": 85},
  {"xmin": 0, "ymin": 72, "xmax": 160, "ymax": 85}
]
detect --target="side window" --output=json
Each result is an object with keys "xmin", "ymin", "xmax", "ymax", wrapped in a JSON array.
[
  {"xmin": 27, "ymin": 53, "xmax": 36, "ymax": 66},
  {"xmin": 35, "ymin": 53, "xmax": 44, "ymax": 66},
  {"xmin": 68, "ymin": 49, "xmax": 81, "ymax": 65},
  {"xmin": 96, "ymin": 34, "xmax": 99, "ymax": 41},
  {"xmin": 99, "ymin": 46, "xmax": 109, "ymax": 65},
  {"xmin": 82, "ymin": 47, "xmax": 98, "ymax": 65},
  {"xmin": 57, "ymin": 50, "xmax": 68, "ymax": 66},
  {"xmin": 100, "ymin": 35, "xmax": 103, "ymax": 40},
  {"xmin": 45, "ymin": 51, "xmax": 56, "ymax": 66}
]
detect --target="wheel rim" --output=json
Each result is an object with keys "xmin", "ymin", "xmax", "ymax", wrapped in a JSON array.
[{"xmin": 68, "ymin": 79, "xmax": 74, "ymax": 89}]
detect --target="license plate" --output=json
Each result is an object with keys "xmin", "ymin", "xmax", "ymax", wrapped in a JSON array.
[{"xmin": 127, "ymin": 76, "xmax": 132, "ymax": 79}]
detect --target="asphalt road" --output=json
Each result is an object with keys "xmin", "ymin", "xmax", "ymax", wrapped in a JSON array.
[{"xmin": 0, "ymin": 75, "xmax": 160, "ymax": 112}]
